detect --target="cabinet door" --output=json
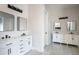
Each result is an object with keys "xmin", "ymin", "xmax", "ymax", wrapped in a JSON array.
[
  {"xmin": 18, "ymin": 38, "xmax": 25, "ymax": 55},
  {"xmin": 6, "ymin": 39, "xmax": 19, "ymax": 55},
  {"xmin": 72, "ymin": 35, "xmax": 79, "ymax": 46},
  {"xmin": 18, "ymin": 37, "xmax": 29, "ymax": 55},
  {"xmin": 5, "ymin": 42, "xmax": 13, "ymax": 55},
  {"xmin": 11, "ymin": 42, "xmax": 19, "ymax": 55},
  {"xmin": 53, "ymin": 33, "xmax": 58, "ymax": 42},
  {"xmin": 27, "ymin": 37, "xmax": 32, "ymax": 49},
  {"xmin": 24, "ymin": 38, "xmax": 32, "ymax": 52},
  {"xmin": 62, "ymin": 34, "xmax": 66, "ymax": 43},
  {"xmin": 64, "ymin": 34, "xmax": 72, "ymax": 44},
  {"xmin": 58, "ymin": 34, "xmax": 63, "ymax": 43},
  {"xmin": 24, "ymin": 39, "xmax": 29, "ymax": 52},
  {"xmin": 0, "ymin": 43, "xmax": 13, "ymax": 55},
  {"xmin": 63, "ymin": 34, "xmax": 69, "ymax": 44},
  {"xmin": 0, "ymin": 38, "xmax": 21, "ymax": 55},
  {"xmin": 0, "ymin": 44, "xmax": 8, "ymax": 55},
  {"xmin": 18, "ymin": 36, "xmax": 32, "ymax": 55},
  {"xmin": 53, "ymin": 33, "xmax": 63, "ymax": 43}
]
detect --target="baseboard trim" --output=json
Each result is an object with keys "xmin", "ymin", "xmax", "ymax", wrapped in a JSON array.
[
  {"xmin": 68, "ymin": 44, "xmax": 78, "ymax": 47},
  {"xmin": 53, "ymin": 42, "xmax": 61, "ymax": 44},
  {"xmin": 32, "ymin": 47, "xmax": 44, "ymax": 53},
  {"xmin": 53, "ymin": 42, "xmax": 78, "ymax": 47}
]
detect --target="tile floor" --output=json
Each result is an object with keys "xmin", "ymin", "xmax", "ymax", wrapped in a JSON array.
[{"xmin": 25, "ymin": 43, "xmax": 79, "ymax": 55}]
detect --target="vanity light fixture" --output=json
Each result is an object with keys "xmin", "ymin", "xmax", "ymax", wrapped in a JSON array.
[
  {"xmin": 59, "ymin": 17, "xmax": 68, "ymax": 20},
  {"xmin": 8, "ymin": 4, "xmax": 23, "ymax": 13}
]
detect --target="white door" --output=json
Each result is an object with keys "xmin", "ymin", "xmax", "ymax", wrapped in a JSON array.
[
  {"xmin": 0, "ymin": 43, "xmax": 8, "ymax": 55},
  {"xmin": 44, "ymin": 11, "xmax": 51, "ymax": 46}
]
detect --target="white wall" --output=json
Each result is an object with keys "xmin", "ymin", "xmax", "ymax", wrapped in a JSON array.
[
  {"xmin": 28, "ymin": 4, "xmax": 45, "ymax": 52},
  {"xmin": 46, "ymin": 4, "xmax": 79, "ymax": 35}
]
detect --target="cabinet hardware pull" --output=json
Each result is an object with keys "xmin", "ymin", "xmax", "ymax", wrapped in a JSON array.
[
  {"xmin": 28, "ymin": 41, "xmax": 30, "ymax": 45},
  {"xmin": 8, "ymin": 49, "xmax": 9, "ymax": 55},
  {"xmin": 6, "ymin": 43, "xmax": 13, "ymax": 46},
  {"xmin": 72, "ymin": 38, "xmax": 74, "ymax": 40},
  {"xmin": 10, "ymin": 48, "xmax": 11, "ymax": 54}
]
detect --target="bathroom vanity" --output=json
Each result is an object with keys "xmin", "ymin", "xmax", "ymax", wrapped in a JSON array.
[
  {"xmin": 0, "ymin": 35, "xmax": 32, "ymax": 55},
  {"xmin": 53, "ymin": 18, "xmax": 79, "ymax": 46},
  {"xmin": 0, "ymin": 11, "xmax": 32, "ymax": 55},
  {"xmin": 53, "ymin": 32, "xmax": 79, "ymax": 46}
]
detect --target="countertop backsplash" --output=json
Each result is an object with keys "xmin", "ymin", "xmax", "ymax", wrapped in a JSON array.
[{"xmin": 0, "ymin": 31, "xmax": 31, "ymax": 40}]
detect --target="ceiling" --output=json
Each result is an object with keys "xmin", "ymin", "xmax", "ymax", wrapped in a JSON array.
[{"xmin": 45, "ymin": 4, "xmax": 79, "ymax": 10}]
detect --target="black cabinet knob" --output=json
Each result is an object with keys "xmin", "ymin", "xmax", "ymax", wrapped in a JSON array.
[
  {"xmin": 1, "ymin": 37, "xmax": 4, "ymax": 39},
  {"xmin": 72, "ymin": 38, "xmax": 74, "ymax": 40}
]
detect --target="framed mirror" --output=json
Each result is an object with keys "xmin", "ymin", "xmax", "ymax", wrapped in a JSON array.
[
  {"xmin": 0, "ymin": 11, "xmax": 14, "ymax": 31},
  {"xmin": 0, "ymin": 16, "xmax": 3, "ymax": 31},
  {"xmin": 67, "ymin": 21, "xmax": 76, "ymax": 32},
  {"xmin": 54, "ymin": 22, "xmax": 61, "ymax": 29},
  {"xmin": 17, "ymin": 16, "xmax": 27, "ymax": 31}
]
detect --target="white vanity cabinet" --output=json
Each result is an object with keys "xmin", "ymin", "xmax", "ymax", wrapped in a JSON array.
[
  {"xmin": 63, "ymin": 34, "xmax": 79, "ymax": 46},
  {"xmin": 5, "ymin": 42, "xmax": 18, "ymax": 55},
  {"xmin": 18, "ymin": 36, "xmax": 28, "ymax": 55},
  {"xmin": 53, "ymin": 33, "xmax": 63, "ymax": 43},
  {"xmin": 71, "ymin": 35, "xmax": 79, "ymax": 46},
  {"xmin": 0, "ymin": 35, "xmax": 32, "ymax": 55},
  {"xmin": 18, "ymin": 36, "xmax": 32, "ymax": 55},
  {"xmin": 0, "ymin": 38, "xmax": 18, "ymax": 55},
  {"xmin": 53, "ymin": 33, "xmax": 79, "ymax": 46},
  {"xmin": 26, "ymin": 36, "xmax": 32, "ymax": 51},
  {"xmin": 11, "ymin": 39, "xmax": 19, "ymax": 55},
  {"xmin": 63, "ymin": 34, "xmax": 72, "ymax": 44},
  {"xmin": 0, "ymin": 42, "xmax": 11, "ymax": 55}
]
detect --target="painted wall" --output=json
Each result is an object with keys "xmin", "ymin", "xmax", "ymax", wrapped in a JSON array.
[
  {"xmin": 46, "ymin": 4, "xmax": 79, "ymax": 35},
  {"xmin": 28, "ymin": 4, "xmax": 45, "ymax": 52}
]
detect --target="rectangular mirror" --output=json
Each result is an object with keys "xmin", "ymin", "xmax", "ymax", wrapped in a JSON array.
[
  {"xmin": 0, "ymin": 16, "xmax": 3, "ymax": 31},
  {"xmin": 67, "ymin": 21, "xmax": 76, "ymax": 32},
  {"xmin": 54, "ymin": 22, "xmax": 61, "ymax": 29},
  {"xmin": 0, "ymin": 11, "xmax": 14, "ymax": 31},
  {"xmin": 17, "ymin": 16, "xmax": 27, "ymax": 31}
]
